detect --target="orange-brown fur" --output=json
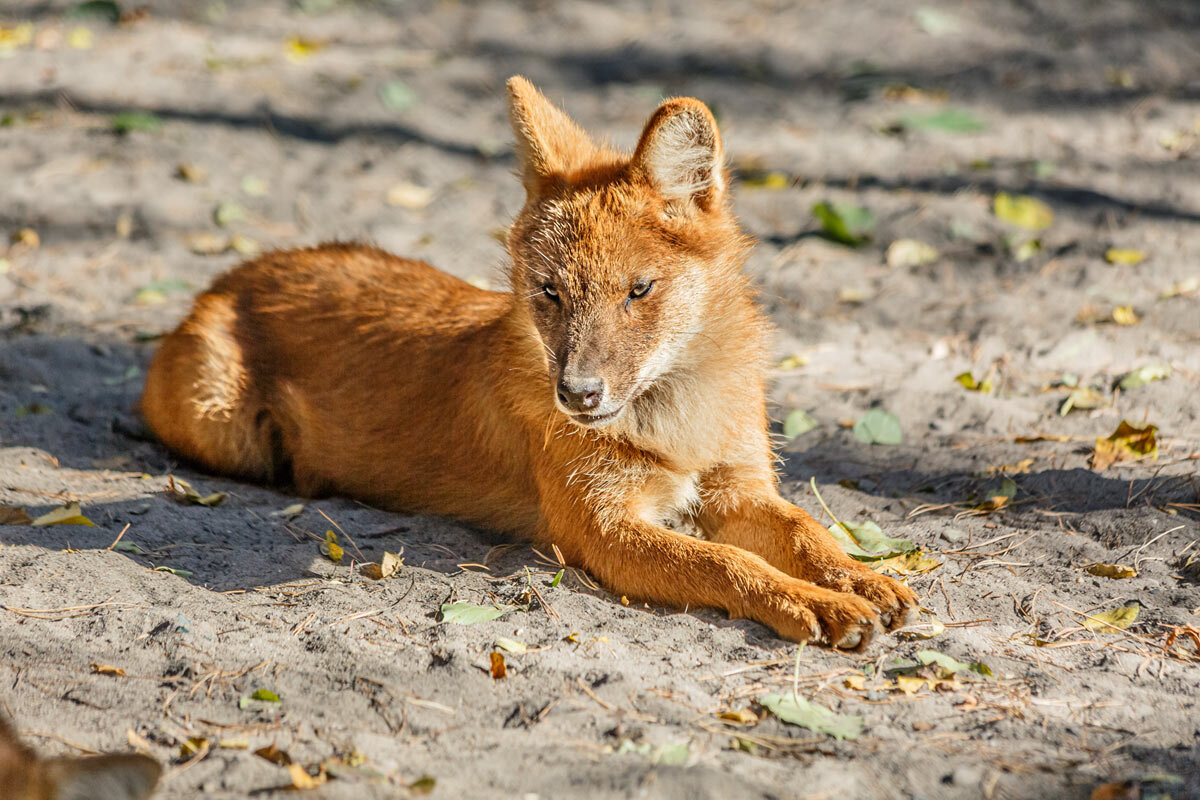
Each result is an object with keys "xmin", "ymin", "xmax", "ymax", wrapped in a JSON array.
[
  {"xmin": 141, "ymin": 77, "xmax": 917, "ymax": 648},
  {"xmin": 0, "ymin": 714, "xmax": 159, "ymax": 800}
]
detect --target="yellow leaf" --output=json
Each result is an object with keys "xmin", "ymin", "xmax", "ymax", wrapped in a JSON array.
[
  {"xmin": 31, "ymin": 502, "xmax": 95, "ymax": 527},
  {"xmin": 777, "ymin": 354, "xmax": 810, "ymax": 370},
  {"xmin": 1111, "ymin": 305, "xmax": 1139, "ymax": 325},
  {"xmin": 287, "ymin": 763, "xmax": 327, "ymax": 790},
  {"xmin": 1104, "ymin": 248, "xmax": 1146, "ymax": 265},
  {"xmin": 284, "ymin": 36, "xmax": 325, "ymax": 61},
  {"xmin": 217, "ymin": 737, "xmax": 250, "ymax": 750},
  {"xmin": 90, "ymin": 663, "xmax": 125, "ymax": 676},
  {"xmin": 320, "ymin": 530, "xmax": 343, "ymax": 563},
  {"xmin": 12, "ymin": 228, "xmax": 39, "ymax": 247},
  {"xmin": 126, "ymin": 729, "xmax": 152, "ymax": 751},
  {"xmin": 873, "ymin": 551, "xmax": 941, "ymax": 575},
  {"xmin": 886, "ymin": 239, "xmax": 939, "ymax": 268},
  {"xmin": 1083, "ymin": 603, "xmax": 1139, "ymax": 632},
  {"xmin": 0, "ymin": 22, "xmax": 34, "ymax": 49},
  {"xmin": 993, "ymin": 193, "xmax": 1054, "ymax": 230},
  {"xmin": 718, "ymin": 708, "xmax": 759, "ymax": 724},
  {"xmin": 179, "ymin": 737, "xmax": 209, "ymax": 758},
  {"xmin": 167, "ymin": 476, "xmax": 225, "ymax": 506},
  {"xmin": 1161, "ymin": 276, "xmax": 1199, "ymax": 298},
  {"xmin": 843, "ymin": 675, "xmax": 868, "ymax": 691},
  {"xmin": 981, "ymin": 458, "xmax": 1034, "ymax": 476},
  {"xmin": 1091, "ymin": 421, "xmax": 1157, "ymax": 470},
  {"xmin": 895, "ymin": 675, "xmax": 927, "ymax": 695},
  {"xmin": 67, "ymin": 26, "xmax": 93, "ymax": 49},
  {"xmin": 1084, "ymin": 563, "xmax": 1137, "ymax": 579}
]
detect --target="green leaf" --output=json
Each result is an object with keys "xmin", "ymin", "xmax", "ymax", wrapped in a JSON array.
[
  {"xmin": 112, "ymin": 540, "xmax": 148, "ymax": 555},
  {"xmin": 993, "ymin": 192, "xmax": 1054, "ymax": 231},
  {"xmin": 826, "ymin": 525, "xmax": 876, "ymax": 559},
  {"xmin": 1083, "ymin": 603, "xmax": 1139, "ymax": 632},
  {"xmin": 1117, "ymin": 364, "xmax": 1170, "ymax": 391},
  {"xmin": 409, "ymin": 776, "xmax": 436, "ymax": 795},
  {"xmin": 653, "ymin": 742, "xmax": 690, "ymax": 766},
  {"xmin": 914, "ymin": 7, "xmax": 961, "ymax": 36},
  {"xmin": 917, "ymin": 649, "xmax": 992, "ymax": 678},
  {"xmin": 812, "ymin": 202, "xmax": 874, "ymax": 246},
  {"xmin": 69, "ymin": 1, "xmax": 121, "ymax": 23},
  {"xmin": 15, "ymin": 403, "xmax": 53, "ymax": 417},
  {"xmin": 439, "ymin": 602, "xmax": 509, "ymax": 625},
  {"xmin": 154, "ymin": 566, "xmax": 194, "ymax": 578},
  {"xmin": 240, "ymin": 175, "xmax": 269, "ymax": 197},
  {"xmin": 852, "ymin": 409, "xmax": 902, "ymax": 445},
  {"xmin": 549, "ymin": 569, "xmax": 564, "ymax": 588},
  {"xmin": 783, "ymin": 410, "xmax": 818, "ymax": 440},
  {"xmin": 759, "ymin": 693, "xmax": 863, "ymax": 740},
  {"xmin": 111, "ymin": 112, "xmax": 163, "ymax": 134},
  {"xmin": 841, "ymin": 520, "xmax": 916, "ymax": 559},
  {"xmin": 251, "ymin": 689, "xmax": 280, "ymax": 702},
  {"xmin": 901, "ymin": 108, "xmax": 985, "ymax": 133},
  {"xmin": 213, "ymin": 201, "xmax": 246, "ymax": 227},
  {"xmin": 378, "ymin": 80, "xmax": 417, "ymax": 112}
]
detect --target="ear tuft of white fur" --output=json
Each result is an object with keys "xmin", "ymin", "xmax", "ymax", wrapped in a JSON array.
[{"xmin": 633, "ymin": 101, "xmax": 724, "ymax": 207}]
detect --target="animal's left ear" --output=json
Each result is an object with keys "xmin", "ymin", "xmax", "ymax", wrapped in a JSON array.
[{"xmin": 630, "ymin": 97, "xmax": 725, "ymax": 211}]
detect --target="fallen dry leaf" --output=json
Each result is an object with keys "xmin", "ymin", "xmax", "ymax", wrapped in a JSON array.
[
  {"xmin": 90, "ymin": 663, "xmax": 126, "ymax": 676},
  {"xmin": 1091, "ymin": 421, "xmax": 1157, "ymax": 470},
  {"xmin": 31, "ymin": 502, "xmax": 95, "ymax": 527},
  {"xmin": 0, "ymin": 505, "xmax": 32, "ymax": 525},
  {"xmin": 489, "ymin": 651, "xmax": 507, "ymax": 679},
  {"xmin": 1084, "ymin": 563, "xmax": 1137, "ymax": 579},
  {"xmin": 287, "ymin": 763, "xmax": 327, "ymax": 790},
  {"xmin": 1083, "ymin": 603, "xmax": 1139, "ymax": 632}
]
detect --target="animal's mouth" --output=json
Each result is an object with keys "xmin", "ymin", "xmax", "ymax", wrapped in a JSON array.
[{"xmin": 569, "ymin": 406, "xmax": 624, "ymax": 427}]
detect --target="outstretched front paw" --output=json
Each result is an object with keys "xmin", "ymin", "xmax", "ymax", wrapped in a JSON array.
[
  {"xmin": 767, "ymin": 584, "xmax": 881, "ymax": 651},
  {"xmin": 846, "ymin": 567, "xmax": 918, "ymax": 631}
]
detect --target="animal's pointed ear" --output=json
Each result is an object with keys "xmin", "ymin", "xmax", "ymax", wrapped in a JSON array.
[
  {"xmin": 630, "ymin": 98, "xmax": 725, "ymax": 211},
  {"xmin": 47, "ymin": 754, "xmax": 162, "ymax": 800},
  {"xmin": 506, "ymin": 76, "xmax": 597, "ymax": 197}
]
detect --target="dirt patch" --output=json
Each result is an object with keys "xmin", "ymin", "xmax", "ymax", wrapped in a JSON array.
[{"xmin": 1, "ymin": 2, "xmax": 1198, "ymax": 798}]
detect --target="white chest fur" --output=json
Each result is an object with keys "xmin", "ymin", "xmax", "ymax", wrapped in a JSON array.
[{"xmin": 637, "ymin": 469, "xmax": 701, "ymax": 531}]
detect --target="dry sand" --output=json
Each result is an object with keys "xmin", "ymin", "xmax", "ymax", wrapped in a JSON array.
[{"xmin": 1, "ymin": 1, "xmax": 1199, "ymax": 798}]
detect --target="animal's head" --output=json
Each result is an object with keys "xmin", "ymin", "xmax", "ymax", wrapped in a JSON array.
[
  {"xmin": 505, "ymin": 76, "xmax": 750, "ymax": 429},
  {"xmin": 0, "ymin": 714, "xmax": 160, "ymax": 800}
]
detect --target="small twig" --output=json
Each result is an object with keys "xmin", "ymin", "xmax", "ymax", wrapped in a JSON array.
[{"xmin": 105, "ymin": 523, "xmax": 131, "ymax": 552}]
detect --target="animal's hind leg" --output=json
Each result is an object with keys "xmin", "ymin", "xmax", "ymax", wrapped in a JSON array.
[{"xmin": 140, "ymin": 292, "xmax": 282, "ymax": 483}]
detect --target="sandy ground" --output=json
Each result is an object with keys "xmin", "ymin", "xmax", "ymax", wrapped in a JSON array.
[{"xmin": 2, "ymin": 1, "xmax": 1199, "ymax": 798}]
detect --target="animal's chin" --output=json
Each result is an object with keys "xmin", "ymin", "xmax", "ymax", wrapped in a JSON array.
[{"xmin": 566, "ymin": 405, "xmax": 625, "ymax": 428}]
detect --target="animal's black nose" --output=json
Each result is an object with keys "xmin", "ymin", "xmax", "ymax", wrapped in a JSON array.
[{"xmin": 557, "ymin": 376, "xmax": 605, "ymax": 413}]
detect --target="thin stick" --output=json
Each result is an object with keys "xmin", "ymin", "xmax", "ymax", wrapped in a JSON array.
[{"xmin": 105, "ymin": 523, "xmax": 131, "ymax": 552}]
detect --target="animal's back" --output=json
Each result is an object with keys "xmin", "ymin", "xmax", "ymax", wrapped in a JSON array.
[{"xmin": 142, "ymin": 244, "xmax": 542, "ymax": 532}]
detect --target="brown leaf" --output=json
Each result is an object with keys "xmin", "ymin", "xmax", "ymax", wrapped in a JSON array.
[
  {"xmin": 90, "ymin": 662, "xmax": 126, "ymax": 676},
  {"xmin": 255, "ymin": 744, "xmax": 293, "ymax": 766},
  {"xmin": 489, "ymin": 651, "xmax": 507, "ymax": 679},
  {"xmin": 0, "ymin": 505, "xmax": 32, "ymax": 525}
]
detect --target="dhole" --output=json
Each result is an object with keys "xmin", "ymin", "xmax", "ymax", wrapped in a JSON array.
[
  {"xmin": 0, "ymin": 714, "xmax": 159, "ymax": 800},
  {"xmin": 141, "ymin": 77, "xmax": 917, "ymax": 648}
]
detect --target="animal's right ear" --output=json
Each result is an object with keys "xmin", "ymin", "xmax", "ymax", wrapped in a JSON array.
[
  {"xmin": 506, "ymin": 76, "xmax": 596, "ymax": 197},
  {"xmin": 47, "ymin": 754, "xmax": 162, "ymax": 800}
]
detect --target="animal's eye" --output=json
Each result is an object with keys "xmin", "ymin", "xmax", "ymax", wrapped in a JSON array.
[
  {"xmin": 542, "ymin": 284, "xmax": 559, "ymax": 301},
  {"xmin": 629, "ymin": 280, "xmax": 654, "ymax": 299}
]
